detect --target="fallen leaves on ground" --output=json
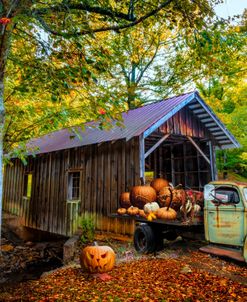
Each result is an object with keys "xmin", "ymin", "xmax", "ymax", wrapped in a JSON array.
[{"xmin": 1, "ymin": 251, "xmax": 247, "ymax": 302}]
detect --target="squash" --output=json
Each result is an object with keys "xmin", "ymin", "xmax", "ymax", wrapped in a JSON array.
[
  {"xmin": 80, "ymin": 243, "xmax": 115, "ymax": 273},
  {"xmin": 144, "ymin": 202, "xmax": 160, "ymax": 214},
  {"xmin": 180, "ymin": 200, "xmax": 192, "ymax": 214},
  {"xmin": 156, "ymin": 207, "xmax": 177, "ymax": 220},
  {"xmin": 117, "ymin": 208, "xmax": 127, "ymax": 215},
  {"xmin": 150, "ymin": 178, "xmax": 169, "ymax": 192},
  {"xmin": 157, "ymin": 187, "xmax": 172, "ymax": 207},
  {"xmin": 147, "ymin": 212, "xmax": 157, "ymax": 221},
  {"xmin": 119, "ymin": 192, "xmax": 131, "ymax": 209},
  {"xmin": 193, "ymin": 204, "xmax": 201, "ymax": 214},
  {"xmin": 130, "ymin": 186, "xmax": 157, "ymax": 209},
  {"xmin": 127, "ymin": 206, "xmax": 139, "ymax": 216}
]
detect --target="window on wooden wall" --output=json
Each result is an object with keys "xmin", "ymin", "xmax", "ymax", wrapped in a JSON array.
[
  {"xmin": 67, "ymin": 171, "xmax": 81, "ymax": 201},
  {"xmin": 23, "ymin": 173, "xmax": 32, "ymax": 198}
]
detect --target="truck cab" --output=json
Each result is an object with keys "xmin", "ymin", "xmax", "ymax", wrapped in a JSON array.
[{"xmin": 202, "ymin": 181, "xmax": 247, "ymax": 262}]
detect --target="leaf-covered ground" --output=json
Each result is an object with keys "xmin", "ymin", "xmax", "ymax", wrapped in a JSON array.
[{"xmin": 1, "ymin": 250, "xmax": 247, "ymax": 302}]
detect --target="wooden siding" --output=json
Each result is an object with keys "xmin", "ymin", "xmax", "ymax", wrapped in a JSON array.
[
  {"xmin": 3, "ymin": 137, "xmax": 140, "ymax": 236},
  {"xmin": 158, "ymin": 106, "xmax": 210, "ymax": 138}
]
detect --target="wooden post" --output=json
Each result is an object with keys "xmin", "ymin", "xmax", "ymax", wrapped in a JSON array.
[
  {"xmin": 209, "ymin": 141, "xmax": 218, "ymax": 180},
  {"xmin": 139, "ymin": 134, "xmax": 145, "ymax": 184}
]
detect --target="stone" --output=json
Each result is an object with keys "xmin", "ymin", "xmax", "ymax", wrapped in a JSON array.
[{"xmin": 63, "ymin": 235, "xmax": 79, "ymax": 264}]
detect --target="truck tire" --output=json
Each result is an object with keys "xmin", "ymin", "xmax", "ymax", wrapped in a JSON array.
[{"xmin": 134, "ymin": 224, "xmax": 156, "ymax": 253}]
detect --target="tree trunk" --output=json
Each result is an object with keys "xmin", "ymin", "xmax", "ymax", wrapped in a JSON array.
[{"xmin": 0, "ymin": 24, "xmax": 11, "ymax": 253}]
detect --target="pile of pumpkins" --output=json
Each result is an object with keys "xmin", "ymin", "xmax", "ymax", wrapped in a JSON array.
[{"xmin": 117, "ymin": 178, "xmax": 203, "ymax": 222}]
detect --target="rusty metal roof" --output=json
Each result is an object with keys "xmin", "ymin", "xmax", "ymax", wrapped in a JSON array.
[{"xmin": 27, "ymin": 91, "xmax": 240, "ymax": 154}]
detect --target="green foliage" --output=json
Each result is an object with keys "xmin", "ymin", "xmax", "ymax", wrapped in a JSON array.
[
  {"xmin": 195, "ymin": 10, "xmax": 247, "ymax": 178},
  {"xmin": 79, "ymin": 214, "xmax": 95, "ymax": 244}
]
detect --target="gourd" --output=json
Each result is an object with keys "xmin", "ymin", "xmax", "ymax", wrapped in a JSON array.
[
  {"xmin": 147, "ymin": 212, "xmax": 157, "ymax": 221},
  {"xmin": 130, "ymin": 186, "xmax": 157, "ymax": 209},
  {"xmin": 150, "ymin": 178, "xmax": 169, "ymax": 192},
  {"xmin": 144, "ymin": 202, "xmax": 160, "ymax": 214},
  {"xmin": 156, "ymin": 207, "xmax": 177, "ymax": 220},
  {"xmin": 80, "ymin": 243, "xmax": 115, "ymax": 273},
  {"xmin": 171, "ymin": 189, "xmax": 186, "ymax": 211},
  {"xmin": 173, "ymin": 189, "xmax": 186, "ymax": 202},
  {"xmin": 180, "ymin": 200, "xmax": 192, "ymax": 214},
  {"xmin": 193, "ymin": 204, "xmax": 201, "ymax": 214},
  {"xmin": 127, "ymin": 206, "xmax": 139, "ymax": 216},
  {"xmin": 119, "ymin": 192, "xmax": 131, "ymax": 209},
  {"xmin": 117, "ymin": 208, "xmax": 127, "ymax": 215},
  {"xmin": 157, "ymin": 187, "xmax": 172, "ymax": 207}
]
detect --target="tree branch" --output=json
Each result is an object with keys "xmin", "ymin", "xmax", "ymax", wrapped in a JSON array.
[
  {"xmin": 33, "ymin": 0, "xmax": 173, "ymax": 37},
  {"xmin": 33, "ymin": 2, "xmax": 135, "ymax": 22}
]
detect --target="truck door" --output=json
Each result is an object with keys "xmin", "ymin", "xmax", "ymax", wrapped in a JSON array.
[{"xmin": 205, "ymin": 185, "xmax": 244, "ymax": 246}]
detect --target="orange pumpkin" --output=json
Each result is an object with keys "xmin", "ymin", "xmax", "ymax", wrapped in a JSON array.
[
  {"xmin": 156, "ymin": 207, "xmax": 177, "ymax": 220},
  {"xmin": 119, "ymin": 192, "xmax": 131, "ymax": 209},
  {"xmin": 138, "ymin": 209, "xmax": 146, "ymax": 218},
  {"xmin": 150, "ymin": 178, "xmax": 169, "ymax": 192},
  {"xmin": 117, "ymin": 208, "xmax": 127, "ymax": 215},
  {"xmin": 80, "ymin": 243, "xmax": 115, "ymax": 273},
  {"xmin": 130, "ymin": 186, "xmax": 157, "ymax": 209},
  {"xmin": 127, "ymin": 206, "xmax": 139, "ymax": 216},
  {"xmin": 157, "ymin": 187, "xmax": 172, "ymax": 207}
]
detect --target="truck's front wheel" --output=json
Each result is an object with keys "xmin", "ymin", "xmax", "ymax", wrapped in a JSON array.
[{"xmin": 134, "ymin": 224, "xmax": 157, "ymax": 253}]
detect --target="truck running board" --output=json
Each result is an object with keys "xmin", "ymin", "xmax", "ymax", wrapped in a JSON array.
[{"xmin": 199, "ymin": 245, "xmax": 245, "ymax": 262}]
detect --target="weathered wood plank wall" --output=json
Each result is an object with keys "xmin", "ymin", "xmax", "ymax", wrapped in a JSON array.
[
  {"xmin": 158, "ymin": 107, "xmax": 209, "ymax": 138},
  {"xmin": 3, "ymin": 137, "xmax": 140, "ymax": 236}
]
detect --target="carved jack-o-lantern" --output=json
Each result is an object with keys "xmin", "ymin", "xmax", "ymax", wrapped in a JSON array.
[
  {"xmin": 157, "ymin": 187, "xmax": 172, "ymax": 207},
  {"xmin": 80, "ymin": 243, "xmax": 116, "ymax": 273}
]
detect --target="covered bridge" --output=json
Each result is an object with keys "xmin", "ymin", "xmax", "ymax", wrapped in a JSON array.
[{"xmin": 3, "ymin": 91, "xmax": 240, "ymax": 236}]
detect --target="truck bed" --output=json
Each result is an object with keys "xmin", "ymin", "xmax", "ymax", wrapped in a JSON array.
[{"xmin": 109, "ymin": 213, "xmax": 204, "ymax": 227}]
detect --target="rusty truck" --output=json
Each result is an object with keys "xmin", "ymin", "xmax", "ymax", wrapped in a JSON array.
[{"xmin": 123, "ymin": 181, "xmax": 247, "ymax": 262}]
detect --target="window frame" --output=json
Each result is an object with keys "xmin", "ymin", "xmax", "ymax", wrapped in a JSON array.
[
  {"xmin": 213, "ymin": 186, "xmax": 240, "ymax": 205},
  {"xmin": 67, "ymin": 170, "xmax": 81, "ymax": 202},
  {"xmin": 23, "ymin": 173, "xmax": 33, "ymax": 199}
]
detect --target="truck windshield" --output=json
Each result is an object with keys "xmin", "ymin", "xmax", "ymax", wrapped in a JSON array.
[{"xmin": 243, "ymin": 188, "xmax": 247, "ymax": 201}]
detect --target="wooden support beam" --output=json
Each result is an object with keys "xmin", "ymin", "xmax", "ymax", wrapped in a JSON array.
[
  {"xmin": 144, "ymin": 134, "xmax": 170, "ymax": 159},
  {"xmin": 209, "ymin": 141, "xmax": 218, "ymax": 180},
  {"xmin": 139, "ymin": 134, "xmax": 145, "ymax": 181},
  {"xmin": 186, "ymin": 136, "xmax": 210, "ymax": 165}
]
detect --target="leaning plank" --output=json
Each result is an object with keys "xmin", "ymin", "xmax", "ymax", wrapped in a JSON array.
[
  {"xmin": 187, "ymin": 136, "xmax": 210, "ymax": 165},
  {"xmin": 144, "ymin": 134, "xmax": 170, "ymax": 159}
]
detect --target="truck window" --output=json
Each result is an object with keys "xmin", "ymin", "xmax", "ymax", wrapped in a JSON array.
[
  {"xmin": 243, "ymin": 188, "xmax": 247, "ymax": 201},
  {"xmin": 214, "ymin": 187, "xmax": 240, "ymax": 204}
]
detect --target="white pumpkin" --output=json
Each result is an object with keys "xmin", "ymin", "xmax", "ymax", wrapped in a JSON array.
[{"xmin": 144, "ymin": 202, "xmax": 160, "ymax": 214}]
